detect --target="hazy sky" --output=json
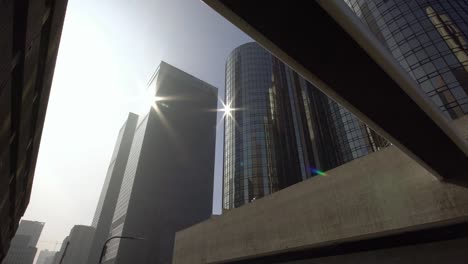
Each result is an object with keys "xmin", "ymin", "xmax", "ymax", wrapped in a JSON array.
[{"xmin": 22, "ymin": 0, "xmax": 251, "ymax": 255}]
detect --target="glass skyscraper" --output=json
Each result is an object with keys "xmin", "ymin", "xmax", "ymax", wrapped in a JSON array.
[
  {"xmin": 345, "ymin": 0, "xmax": 468, "ymax": 119},
  {"xmin": 223, "ymin": 43, "xmax": 389, "ymax": 209}
]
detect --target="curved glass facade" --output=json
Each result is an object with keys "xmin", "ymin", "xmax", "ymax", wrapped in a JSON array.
[
  {"xmin": 223, "ymin": 43, "xmax": 389, "ymax": 209},
  {"xmin": 345, "ymin": 0, "xmax": 468, "ymax": 119}
]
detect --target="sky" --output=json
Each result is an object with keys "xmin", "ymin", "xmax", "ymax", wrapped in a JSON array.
[{"xmin": 22, "ymin": 0, "xmax": 251, "ymax": 256}]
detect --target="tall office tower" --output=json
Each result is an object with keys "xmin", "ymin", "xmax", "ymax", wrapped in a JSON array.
[
  {"xmin": 100, "ymin": 62, "xmax": 217, "ymax": 264},
  {"xmin": 345, "ymin": 0, "xmax": 468, "ymax": 119},
  {"xmin": 54, "ymin": 226, "xmax": 95, "ymax": 264},
  {"xmin": 0, "ymin": 0, "xmax": 68, "ymax": 260},
  {"xmin": 36, "ymin": 250, "xmax": 56, "ymax": 264},
  {"xmin": 2, "ymin": 220, "xmax": 44, "ymax": 264},
  {"xmin": 223, "ymin": 42, "xmax": 389, "ymax": 209},
  {"xmin": 86, "ymin": 113, "xmax": 138, "ymax": 264}
]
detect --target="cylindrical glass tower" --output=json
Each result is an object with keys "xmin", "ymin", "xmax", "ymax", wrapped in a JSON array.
[
  {"xmin": 223, "ymin": 43, "xmax": 389, "ymax": 209},
  {"xmin": 345, "ymin": 0, "xmax": 468, "ymax": 119}
]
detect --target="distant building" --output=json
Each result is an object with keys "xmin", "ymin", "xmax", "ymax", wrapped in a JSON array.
[
  {"xmin": 36, "ymin": 250, "xmax": 56, "ymax": 264},
  {"xmin": 43, "ymin": 255, "xmax": 56, "ymax": 264},
  {"xmin": 100, "ymin": 62, "xmax": 217, "ymax": 264},
  {"xmin": 54, "ymin": 226, "xmax": 94, "ymax": 264},
  {"xmin": 223, "ymin": 42, "xmax": 389, "ymax": 209},
  {"xmin": 0, "ymin": 0, "xmax": 68, "ymax": 261},
  {"xmin": 87, "ymin": 113, "xmax": 139, "ymax": 264},
  {"xmin": 2, "ymin": 220, "xmax": 44, "ymax": 264},
  {"xmin": 53, "ymin": 236, "xmax": 68, "ymax": 264},
  {"xmin": 1, "ymin": 247, "xmax": 36, "ymax": 264}
]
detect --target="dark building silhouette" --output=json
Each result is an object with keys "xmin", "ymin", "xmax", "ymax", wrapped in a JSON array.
[
  {"xmin": 2, "ymin": 220, "xmax": 44, "ymax": 264},
  {"xmin": 0, "ymin": 0, "xmax": 68, "ymax": 260},
  {"xmin": 345, "ymin": 0, "xmax": 468, "ymax": 119},
  {"xmin": 101, "ymin": 62, "xmax": 217, "ymax": 264},
  {"xmin": 223, "ymin": 42, "xmax": 388, "ymax": 209},
  {"xmin": 86, "ymin": 113, "xmax": 138, "ymax": 264}
]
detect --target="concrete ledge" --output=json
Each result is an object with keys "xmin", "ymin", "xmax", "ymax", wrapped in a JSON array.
[{"xmin": 173, "ymin": 146, "xmax": 468, "ymax": 263}]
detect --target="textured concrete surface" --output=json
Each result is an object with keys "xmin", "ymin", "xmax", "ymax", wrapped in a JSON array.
[
  {"xmin": 173, "ymin": 146, "xmax": 468, "ymax": 263},
  {"xmin": 454, "ymin": 115, "xmax": 468, "ymax": 140}
]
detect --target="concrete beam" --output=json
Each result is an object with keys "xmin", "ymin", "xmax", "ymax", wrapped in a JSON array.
[
  {"xmin": 173, "ymin": 146, "xmax": 468, "ymax": 263},
  {"xmin": 454, "ymin": 116, "xmax": 468, "ymax": 140},
  {"xmin": 200, "ymin": 0, "xmax": 468, "ymax": 181}
]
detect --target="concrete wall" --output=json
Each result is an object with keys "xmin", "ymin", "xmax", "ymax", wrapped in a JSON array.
[
  {"xmin": 173, "ymin": 146, "xmax": 468, "ymax": 263},
  {"xmin": 454, "ymin": 115, "xmax": 468, "ymax": 140},
  {"xmin": 286, "ymin": 237, "xmax": 468, "ymax": 264}
]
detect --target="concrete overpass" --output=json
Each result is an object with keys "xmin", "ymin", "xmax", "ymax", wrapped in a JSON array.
[
  {"xmin": 200, "ymin": 0, "xmax": 468, "ymax": 182},
  {"xmin": 173, "ymin": 146, "xmax": 468, "ymax": 263}
]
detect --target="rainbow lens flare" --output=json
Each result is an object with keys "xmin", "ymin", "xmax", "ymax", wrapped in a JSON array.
[{"xmin": 310, "ymin": 167, "xmax": 327, "ymax": 176}]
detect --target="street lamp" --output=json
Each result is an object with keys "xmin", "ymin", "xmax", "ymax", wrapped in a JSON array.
[{"xmin": 98, "ymin": 236, "xmax": 145, "ymax": 263}]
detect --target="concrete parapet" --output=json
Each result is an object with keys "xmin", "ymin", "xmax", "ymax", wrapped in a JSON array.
[{"xmin": 173, "ymin": 146, "xmax": 468, "ymax": 263}]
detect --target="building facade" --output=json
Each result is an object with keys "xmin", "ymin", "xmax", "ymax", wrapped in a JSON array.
[
  {"xmin": 0, "ymin": 0, "xmax": 68, "ymax": 260},
  {"xmin": 86, "ymin": 113, "xmax": 139, "ymax": 264},
  {"xmin": 36, "ymin": 250, "xmax": 56, "ymax": 264},
  {"xmin": 101, "ymin": 62, "xmax": 218, "ymax": 264},
  {"xmin": 345, "ymin": 0, "xmax": 468, "ymax": 120},
  {"xmin": 2, "ymin": 220, "xmax": 44, "ymax": 264},
  {"xmin": 223, "ymin": 42, "xmax": 388, "ymax": 209},
  {"xmin": 54, "ymin": 226, "xmax": 95, "ymax": 264}
]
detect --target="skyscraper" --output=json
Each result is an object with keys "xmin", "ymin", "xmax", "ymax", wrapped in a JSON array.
[
  {"xmin": 100, "ymin": 62, "xmax": 217, "ymax": 264},
  {"xmin": 0, "ymin": 1, "xmax": 68, "ymax": 260},
  {"xmin": 344, "ymin": 0, "xmax": 468, "ymax": 119},
  {"xmin": 87, "ymin": 113, "xmax": 138, "ymax": 264},
  {"xmin": 2, "ymin": 220, "xmax": 44, "ymax": 264},
  {"xmin": 223, "ymin": 42, "xmax": 388, "ymax": 209}
]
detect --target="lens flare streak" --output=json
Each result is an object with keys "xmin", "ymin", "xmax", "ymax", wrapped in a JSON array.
[{"xmin": 310, "ymin": 167, "xmax": 327, "ymax": 176}]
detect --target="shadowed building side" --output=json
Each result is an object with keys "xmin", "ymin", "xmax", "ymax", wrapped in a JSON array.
[
  {"xmin": 86, "ymin": 113, "xmax": 139, "ymax": 264},
  {"xmin": 0, "ymin": 0, "xmax": 68, "ymax": 260},
  {"xmin": 101, "ymin": 62, "xmax": 217, "ymax": 264}
]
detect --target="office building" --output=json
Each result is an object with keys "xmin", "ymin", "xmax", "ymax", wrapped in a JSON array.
[
  {"xmin": 87, "ymin": 113, "xmax": 139, "ymax": 264},
  {"xmin": 223, "ymin": 42, "xmax": 388, "ymax": 209},
  {"xmin": 36, "ymin": 250, "xmax": 56, "ymax": 264},
  {"xmin": 0, "ymin": 0, "xmax": 68, "ymax": 260},
  {"xmin": 100, "ymin": 62, "xmax": 217, "ymax": 264},
  {"xmin": 54, "ymin": 226, "xmax": 94, "ymax": 264},
  {"xmin": 345, "ymin": 0, "xmax": 468, "ymax": 119},
  {"xmin": 2, "ymin": 220, "xmax": 44, "ymax": 264}
]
